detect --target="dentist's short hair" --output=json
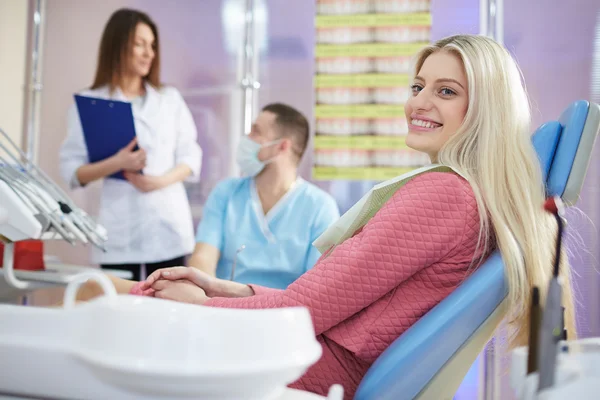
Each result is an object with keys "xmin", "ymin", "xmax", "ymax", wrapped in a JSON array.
[{"xmin": 262, "ymin": 103, "xmax": 310, "ymax": 163}]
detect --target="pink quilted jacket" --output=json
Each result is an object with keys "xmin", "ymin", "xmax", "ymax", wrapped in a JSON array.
[
  {"xmin": 204, "ymin": 172, "xmax": 488, "ymax": 399},
  {"xmin": 131, "ymin": 172, "xmax": 487, "ymax": 399}
]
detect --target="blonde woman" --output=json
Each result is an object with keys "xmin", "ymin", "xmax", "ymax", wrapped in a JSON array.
[{"xmin": 78, "ymin": 34, "xmax": 576, "ymax": 399}]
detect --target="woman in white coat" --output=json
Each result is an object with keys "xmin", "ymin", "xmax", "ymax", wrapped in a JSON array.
[{"xmin": 59, "ymin": 8, "xmax": 202, "ymax": 281}]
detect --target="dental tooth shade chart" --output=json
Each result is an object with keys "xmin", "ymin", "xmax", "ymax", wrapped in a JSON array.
[{"xmin": 313, "ymin": 0, "xmax": 432, "ymax": 181}]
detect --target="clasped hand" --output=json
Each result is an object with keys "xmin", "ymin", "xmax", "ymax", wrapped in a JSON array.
[
  {"xmin": 138, "ymin": 267, "xmax": 212, "ymax": 305},
  {"xmin": 124, "ymin": 171, "xmax": 168, "ymax": 193},
  {"xmin": 138, "ymin": 267, "xmax": 254, "ymax": 305}
]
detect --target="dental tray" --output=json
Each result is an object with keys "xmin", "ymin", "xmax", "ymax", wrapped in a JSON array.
[{"xmin": 0, "ymin": 282, "xmax": 324, "ymax": 400}]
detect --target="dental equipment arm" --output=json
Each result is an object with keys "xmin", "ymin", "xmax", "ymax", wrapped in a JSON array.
[
  {"xmin": 0, "ymin": 127, "xmax": 107, "ymax": 249},
  {"xmin": 0, "ymin": 126, "xmax": 108, "ymax": 296}
]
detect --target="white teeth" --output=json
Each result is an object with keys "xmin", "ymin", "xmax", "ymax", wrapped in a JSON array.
[{"xmin": 412, "ymin": 119, "xmax": 439, "ymax": 128}]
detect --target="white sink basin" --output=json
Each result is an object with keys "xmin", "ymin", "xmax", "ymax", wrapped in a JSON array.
[{"xmin": 0, "ymin": 294, "xmax": 322, "ymax": 400}]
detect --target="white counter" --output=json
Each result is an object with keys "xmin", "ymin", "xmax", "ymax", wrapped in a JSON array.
[{"xmin": 45, "ymin": 262, "xmax": 133, "ymax": 280}]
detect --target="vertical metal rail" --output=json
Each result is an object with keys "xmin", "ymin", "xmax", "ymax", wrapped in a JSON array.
[{"xmin": 23, "ymin": 0, "xmax": 46, "ymax": 166}]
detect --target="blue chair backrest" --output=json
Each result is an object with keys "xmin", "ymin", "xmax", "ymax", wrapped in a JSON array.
[{"xmin": 354, "ymin": 100, "xmax": 600, "ymax": 400}]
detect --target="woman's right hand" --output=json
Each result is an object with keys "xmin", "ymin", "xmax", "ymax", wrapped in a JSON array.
[
  {"xmin": 114, "ymin": 138, "xmax": 146, "ymax": 171},
  {"xmin": 141, "ymin": 267, "xmax": 254, "ymax": 299},
  {"xmin": 75, "ymin": 138, "xmax": 146, "ymax": 186}
]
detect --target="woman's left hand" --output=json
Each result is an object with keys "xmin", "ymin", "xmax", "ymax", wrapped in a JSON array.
[
  {"xmin": 152, "ymin": 279, "xmax": 210, "ymax": 305},
  {"xmin": 124, "ymin": 172, "xmax": 168, "ymax": 192}
]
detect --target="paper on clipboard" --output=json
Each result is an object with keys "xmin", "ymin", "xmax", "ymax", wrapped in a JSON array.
[{"xmin": 74, "ymin": 94, "xmax": 139, "ymax": 180}]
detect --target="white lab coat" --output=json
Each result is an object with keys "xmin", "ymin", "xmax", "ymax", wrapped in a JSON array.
[{"xmin": 59, "ymin": 83, "xmax": 202, "ymax": 265}]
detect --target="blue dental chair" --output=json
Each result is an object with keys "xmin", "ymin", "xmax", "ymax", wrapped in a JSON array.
[{"xmin": 354, "ymin": 100, "xmax": 600, "ymax": 400}]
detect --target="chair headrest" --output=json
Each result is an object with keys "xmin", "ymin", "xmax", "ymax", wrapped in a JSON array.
[
  {"xmin": 532, "ymin": 121, "xmax": 561, "ymax": 181},
  {"xmin": 532, "ymin": 100, "xmax": 600, "ymax": 204}
]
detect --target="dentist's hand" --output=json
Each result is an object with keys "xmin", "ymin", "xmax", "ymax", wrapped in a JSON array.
[
  {"xmin": 142, "ymin": 267, "xmax": 254, "ymax": 299},
  {"xmin": 153, "ymin": 279, "xmax": 210, "ymax": 305},
  {"xmin": 124, "ymin": 172, "xmax": 168, "ymax": 193},
  {"xmin": 114, "ymin": 138, "xmax": 146, "ymax": 171}
]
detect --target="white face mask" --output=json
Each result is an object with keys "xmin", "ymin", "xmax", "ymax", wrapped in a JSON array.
[{"xmin": 235, "ymin": 135, "xmax": 280, "ymax": 177}]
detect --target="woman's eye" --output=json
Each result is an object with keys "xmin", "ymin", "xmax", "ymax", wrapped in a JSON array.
[
  {"xmin": 440, "ymin": 88, "xmax": 456, "ymax": 96},
  {"xmin": 410, "ymin": 84, "xmax": 423, "ymax": 95}
]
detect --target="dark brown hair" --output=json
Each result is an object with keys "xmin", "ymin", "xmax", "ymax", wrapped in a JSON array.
[
  {"xmin": 91, "ymin": 8, "xmax": 161, "ymax": 91},
  {"xmin": 262, "ymin": 103, "xmax": 310, "ymax": 163}
]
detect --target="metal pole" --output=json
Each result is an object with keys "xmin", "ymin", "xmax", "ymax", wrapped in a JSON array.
[
  {"xmin": 483, "ymin": 338, "xmax": 501, "ymax": 400},
  {"xmin": 494, "ymin": 0, "xmax": 504, "ymax": 45},
  {"xmin": 240, "ymin": 0, "xmax": 260, "ymax": 136},
  {"xmin": 487, "ymin": 0, "xmax": 497, "ymax": 38},
  {"xmin": 480, "ymin": 1, "xmax": 504, "ymax": 396},
  {"xmin": 479, "ymin": 0, "xmax": 489, "ymax": 36},
  {"xmin": 481, "ymin": 0, "xmax": 503, "ymax": 44},
  {"xmin": 24, "ymin": 0, "xmax": 46, "ymax": 166}
]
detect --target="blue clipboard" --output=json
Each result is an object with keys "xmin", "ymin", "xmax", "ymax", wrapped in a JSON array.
[{"xmin": 74, "ymin": 94, "xmax": 139, "ymax": 180}]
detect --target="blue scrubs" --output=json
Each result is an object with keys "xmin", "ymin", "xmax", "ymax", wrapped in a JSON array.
[{"xmin": 196, "ymin": 177, "xmax": 340, "ymax": 289}]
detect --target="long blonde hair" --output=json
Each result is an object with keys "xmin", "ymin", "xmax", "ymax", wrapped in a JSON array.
[{"xmin": 414, "ymin": 35, "xmax": 576, "ymax": 346}]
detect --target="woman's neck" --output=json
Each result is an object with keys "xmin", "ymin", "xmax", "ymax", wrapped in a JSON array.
[{"xmin": 119, "ymin": 75, "xmax": 144, "ymax": 99}]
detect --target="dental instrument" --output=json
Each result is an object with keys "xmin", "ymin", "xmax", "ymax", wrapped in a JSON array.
[
  {"xmin": 230, "ymin": 244, "xmax": 246, "ymax": 281},
  {"xmin": 526, "ymin": 286, "xmax": 541, "ymax": 374},
  {"xmin": 537, "ymin": 196, "xmax": 565, "ymax": 392}
]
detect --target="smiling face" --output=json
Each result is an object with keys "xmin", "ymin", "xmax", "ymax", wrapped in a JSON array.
[
  {"xmin": 404, "ymin": 51, "xmax": 470, "ymax": 161},
  {"xmin": 126, "ymin": 22, "xmax": 155, "ymax": 78}
]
